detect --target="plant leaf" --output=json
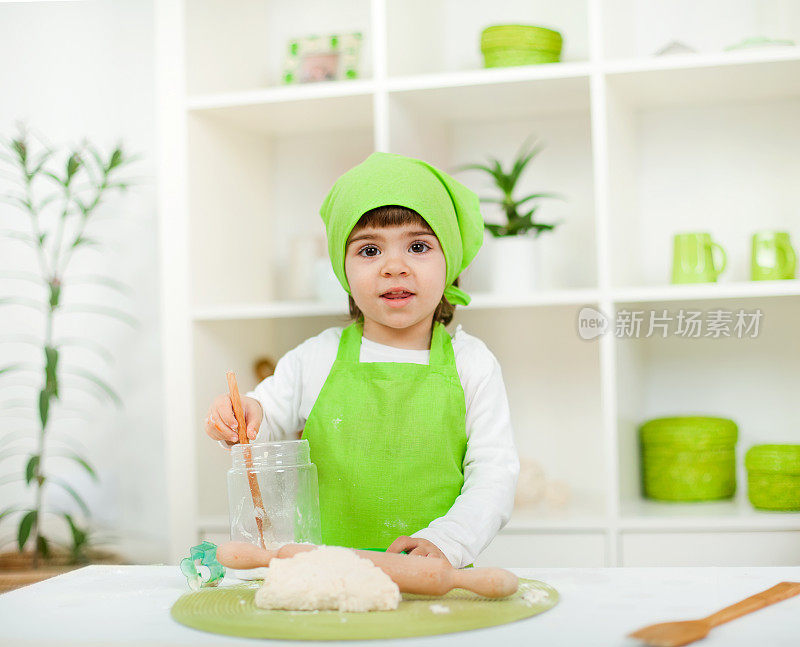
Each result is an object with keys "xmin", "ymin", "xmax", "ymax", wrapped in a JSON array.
[
  {"xmin": 0, "ymin": 474, "xmax": 27, "ymax": 488},
  {"xmin": 38, "ymin": 389, "xmax": 50, "ymax": 428},
  {"xmin": 60, "ymin": 453, "xmax": 98, "ymax": 481},
  {"xmin": 485, "ymin": 223, "xmax": 506, "ymax": 237},
  {"xmin": 59, "ymin": 303, "xmax": 139, "ymax": 328},
  {"xmin": 513, "ymin": 191, "xmax": 565, "ymax": 208},
  {"xmin": 508, "ymin": 138, "xmax": 544, "ymax": 188},
  {"xmin": 54, "ymin": 337, "xmax": 114, "ymax": 365},
  {"xmin": 67, "ymin": 274, "xmax": 133, "ymax": 297},
  {"xmin": 60, "ymin": 366, "xmax": 121, "ymax": 407},
  {"xmin": 62, "ymin": 513, "xmax": 87, "ymax": 548},
  {"xmin": 50, "ymin": 478, "xmax": 90, "ymax": 516},
  {"xmin": 0, "ymin": 229, "xmax": 36, "ymax": 245},
  {"xmin": 25, "ymin": 454, "xmax": 40, "ymax": 485},
  {"xmin": 0, "ymin": 363, "xmax": 36, "ymax": 377},
  {"xmin": 17, "ymin": 510, "xmax": 37, "ymax": 550},
  {"xmin": 0, "ymin": 296, "xmax": 46, "ymax": 312},
  {"xmin": 71, "ymin": 235, "xmax": 102, "ymax": 250},
  {"xmin": 44, "ymin": 345, "xmax": 59, "ymax": 396},
  {"xmin": 37, "ymin": 534, "xmax": 50, "ymax": 558},
  {"xmin": 0, "ymin": 506, "xmax": 20, "ymax": 526},
  {"xmin": 0, "ymin": 270, "xmax": 43, "ymax": 285},
  {"xmin": 66, "ymin": 152, "xmax": 81, "ymax": 183}
]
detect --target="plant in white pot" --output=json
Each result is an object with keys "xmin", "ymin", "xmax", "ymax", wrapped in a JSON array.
[{"xmin": 453, "ymin": 137, "xmax": 564, "ymax": 293}]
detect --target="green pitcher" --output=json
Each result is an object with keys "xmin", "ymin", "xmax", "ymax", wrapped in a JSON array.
[
  {"xmin": 751, "ymin": 231, "xmax": 797, "ymax": 280},
  {"xmin": 671, "ymin": 232, "xmax": 727, "ymax": 284}
]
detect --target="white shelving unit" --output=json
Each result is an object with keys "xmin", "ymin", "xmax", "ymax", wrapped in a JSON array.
[{"xmin": 156, "ymin": 0, "xmax": 800, "ymax": 566}]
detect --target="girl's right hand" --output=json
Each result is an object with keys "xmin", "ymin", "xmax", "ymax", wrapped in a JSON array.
[{"xmin": 205, "ymin": 394, "xmax": 263, "ymax": 445}]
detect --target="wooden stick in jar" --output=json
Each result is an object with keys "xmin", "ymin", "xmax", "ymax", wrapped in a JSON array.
[{"xmin": 226, "ymin": 371, "xmax": 269, "ymax": 549}]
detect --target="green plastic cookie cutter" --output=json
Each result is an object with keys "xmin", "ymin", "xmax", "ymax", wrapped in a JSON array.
[{"xmin": 180, "ymin": 540, "xmax": 225, "ymax": 590}]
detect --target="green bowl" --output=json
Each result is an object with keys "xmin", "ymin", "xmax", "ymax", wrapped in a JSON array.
[
  {"xmin": 482, "ymin": 50, "xmax": 561, "ymax": 68},
  {"xmin": 745, "ymin": 444, "xmax": 800, "ymax": 511},
  {"xmin": 639, "ymin": 416, "xmax": 738, "ymax": 501},
  {"xmin": 481, "ymin": 24, "xmax": 563, "ymax": 47},
  {"xmin": 480, "ymin": 24, "xmax": 563, "ymax": 69}
]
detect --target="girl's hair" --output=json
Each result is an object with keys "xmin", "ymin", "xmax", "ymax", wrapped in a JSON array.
[{"xmin": 346, "ymin": 205, "xmax": 458, "ymax": 326}]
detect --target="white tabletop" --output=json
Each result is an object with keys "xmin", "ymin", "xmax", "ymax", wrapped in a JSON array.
[{"xmin": 1, "ymin": 565, "xmax": 799, "ymax": 646}]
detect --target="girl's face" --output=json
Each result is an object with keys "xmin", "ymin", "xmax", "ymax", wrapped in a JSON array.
[{"xmin": 345, "ymin": 223, "xmax": 447, "ymax": 345}]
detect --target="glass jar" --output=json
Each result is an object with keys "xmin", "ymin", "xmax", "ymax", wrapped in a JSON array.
[{"xmin": 227, "ymin": 440, "xmax": 321, "ymax": 548}]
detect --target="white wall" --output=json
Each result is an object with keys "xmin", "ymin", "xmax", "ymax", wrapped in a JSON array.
[{"xmin": 0, "ymin": 0, "xmax": 167, "ymax": 562}]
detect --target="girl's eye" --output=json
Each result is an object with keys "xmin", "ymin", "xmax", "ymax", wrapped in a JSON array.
[
  {"xmin": 358, "ymin": 245, "xmax": 379, "ymax": 257},
  {"xmin": 410, "ymin": 241, "xmax": 431, "ymax": 253}
]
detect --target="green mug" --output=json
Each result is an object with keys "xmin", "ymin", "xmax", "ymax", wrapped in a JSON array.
[
  {"xmin": 751, "ymin": 231, "xmax": 796, "ymax": 280},
  {"xmin": 672, "ymin": 232, "xmax": 727, "ymax": 283}
]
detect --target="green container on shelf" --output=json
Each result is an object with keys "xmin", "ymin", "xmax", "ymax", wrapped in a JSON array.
[
  {"xmin": 480, "ymin": 24, "xmax": 563, "ymax": 68},
  {"xmin": 639, "ymin": 416, "xmax": 738, "ymax": 501},
  {"xmin": 745, "ymin": 444, "xmax": 800, "ymax": 511}
]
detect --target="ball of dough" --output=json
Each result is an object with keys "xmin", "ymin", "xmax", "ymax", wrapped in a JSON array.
[{"xmin": 254, "ymin": 546, "xmax": 401, "ymax": 612}]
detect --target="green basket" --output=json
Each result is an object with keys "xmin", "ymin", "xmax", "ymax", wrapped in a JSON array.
[
  {"xmin": 745, "ymin": 444, "xmax": 800, "ymax": 511},
  {"xmin": 481, "ymin": 25, "xmax": 563, "ymax": 50},
  {"xmin": 639, "ymin": 416, "xmax": 738, "ymax": 501},
  {"xmin": 480, "ymin": 24, "xmax": 562, "ymax": 68},
  {"xmin": 482, "ymin": 50, "xmax": 560, "ymax": 68}
]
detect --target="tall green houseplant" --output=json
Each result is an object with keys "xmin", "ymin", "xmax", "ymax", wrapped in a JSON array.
[
  {"xmin": 454, "ymin": 136, "xmax": 564, "ymax": 237},
  {"xmin": 0, "ymin": 126, "xmax": 140, "ymax": 567}
]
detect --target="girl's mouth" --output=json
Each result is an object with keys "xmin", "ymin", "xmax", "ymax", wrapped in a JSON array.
[{"xmin": 380, "ymin": 290, "xmax": 415, "ymax": 306}]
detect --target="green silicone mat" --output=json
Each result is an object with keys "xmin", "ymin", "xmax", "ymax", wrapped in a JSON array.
[{"xmin": 171, "ymin": 577, "xmax": 559, "ymax": 640}]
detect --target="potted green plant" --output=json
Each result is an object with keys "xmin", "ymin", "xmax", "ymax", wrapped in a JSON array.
[
  {"xmin": 0, "ymin": 125, "xmax": 140, "ymax": 592},
  {"xmin": 453, "ymin": 136, "xmax": 564, "ymax": 293}
]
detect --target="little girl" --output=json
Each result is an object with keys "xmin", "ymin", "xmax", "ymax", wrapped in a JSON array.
[{"xmin": 205, "ymin": 152, "xmax": 519, "ymax": 568}]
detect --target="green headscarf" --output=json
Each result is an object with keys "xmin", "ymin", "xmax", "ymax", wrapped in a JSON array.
[{"xmin": 319, "ymin": 152, "xmax": 484, "ymax": 306}]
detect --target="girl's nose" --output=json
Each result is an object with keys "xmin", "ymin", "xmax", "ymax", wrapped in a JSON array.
[{"xmin": 380, "ymin": 250, "xmax": 409, "ymax": 276}]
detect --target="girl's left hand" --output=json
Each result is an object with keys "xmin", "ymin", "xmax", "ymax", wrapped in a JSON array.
[{"xmin": 386, "ymin": 536, "xmax": 449, "ymax": 563}]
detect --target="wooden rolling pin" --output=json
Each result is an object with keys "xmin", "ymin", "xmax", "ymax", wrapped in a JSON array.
[{"xmin": 216, "ymin": 541, "xmax": 519, "ymax": 599}]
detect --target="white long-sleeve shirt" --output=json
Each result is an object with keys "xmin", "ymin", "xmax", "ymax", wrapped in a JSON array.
[{"xmin": 243, "ymin": 323, "xmax": 520, "ymax": 568}]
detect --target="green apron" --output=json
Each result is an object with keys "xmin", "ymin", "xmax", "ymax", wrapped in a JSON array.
[{"xmin": 302, "ymin": 320, "xmax": 467, "ymax": 550}]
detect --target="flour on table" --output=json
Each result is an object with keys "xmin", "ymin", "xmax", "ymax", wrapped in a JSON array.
[
  {"xmin": 254, "ymin": 546, "xmax": 401, "ymax": 612},
  {"xmin": 519, "ymin": 583, "xmax": 548, "ymax": 606}
]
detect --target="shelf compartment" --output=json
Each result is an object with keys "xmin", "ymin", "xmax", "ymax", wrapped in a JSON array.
[
  {"xmin": 387, "ymin": 72, "xmax": 590, "ymax": 121},
  {"xmin": 188, "ymin": 114, "xmax": 373, "ymax": 307},
  {"xmin": 613, "ymin": 296, "xmax": 800, "ymax": 516},
  {"xmin": 387, "ymin": 78, "xmax": 596, "ymax": 292},
  {"xmin": 385, "ymin": 0, "xmax": 589, "ymax": 78},
  {"xmin": 604, "ymin": 52, "xmax": 800, "ymax": 109},
  {"xmin": 185, "ymin": 0, "xmax": 373, "ymax": 95},
  {"xmin": 604, "ymin": 77, "xmax": 800, "ymax": 289},
  {"xmin": 600, "ymin": 0, "xmax": 800, "ymax": 61},
  {"xmin": 193, "ymin": 316, "xmax": 349, "ymax": 518},
  {"xmin": 457, "ymin": 305, "xmax": 606, "ymax": 519}
]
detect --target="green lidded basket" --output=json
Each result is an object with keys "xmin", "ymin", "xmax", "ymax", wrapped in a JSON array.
[
  {"xmin": 639, "ymin": 416, "xmax": 738, "ymax": 501},
  {"xmin": 480, "ymin": 24, "xmax": 563, "ymax": 68},
  {"xmin": 745, "ymin": 444, "xmax": 800, "ymax": 511}
]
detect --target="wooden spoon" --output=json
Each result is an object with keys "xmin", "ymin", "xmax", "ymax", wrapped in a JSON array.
[
  {"xmin": 629, "ymin": 581, "xmax": 800, "ymax": 646},
  {"xmin": 226, "ymin": 371, "xmax": 270, "ymax": 549},
  {"xmin": 216, "ymin": 541, "xmax": 519, "ymax": 599}
]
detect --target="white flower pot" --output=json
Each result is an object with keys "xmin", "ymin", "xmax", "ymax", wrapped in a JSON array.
[{"xmin": 490, "ymin": 235, "xmax": 540, "ymax": 294}]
